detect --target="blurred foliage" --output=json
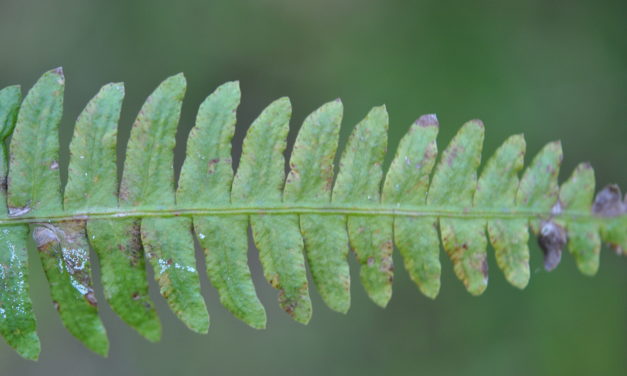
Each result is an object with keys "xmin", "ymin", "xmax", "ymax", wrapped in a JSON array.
[{"xmin": 0, "ymin": 0, "xmax": 625, "ymax": 375}]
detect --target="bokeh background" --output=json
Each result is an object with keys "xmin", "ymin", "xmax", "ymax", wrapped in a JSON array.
[{"xmin": 1, "ymin": 0, "xmax": 626, "ymax": 375}]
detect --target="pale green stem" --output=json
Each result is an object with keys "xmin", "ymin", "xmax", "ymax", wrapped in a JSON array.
[{"xmin": 0, "ymin": 204, "xmax": 619, "ymax": 225}]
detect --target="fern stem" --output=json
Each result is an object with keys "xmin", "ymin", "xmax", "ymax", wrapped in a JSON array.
[{"xmin": 0, "ymin": 204, "xmax": 613, "ymax": 226}]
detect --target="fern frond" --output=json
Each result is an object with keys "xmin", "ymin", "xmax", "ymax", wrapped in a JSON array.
[{"xmin": 0, "ymin": 68, "xmax": 625, "ymax": 360}]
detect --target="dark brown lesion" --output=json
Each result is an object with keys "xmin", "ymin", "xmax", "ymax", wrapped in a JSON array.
[
  {"xmin": 31, "ymin": 225, "xmax": 59, "ymax": 250},
  {"xmin": 124, "ymin": 220, "xmax": 143, "ymax": 266},
  {"xmin": 85, "ymin": 291, "xmax": 97, "ymax": 307},
  {"xmin": 7, "ymin": 202, "xmax": 31, "ymax": 217},
  {"xmin": 538, "ymin": 220, "xmax": 567, "ymax": 271},
  {"xmin": 481, "ymin": 258, "xmax": 489, "ymax": 280},
  {"xmin": 592, "ymin": 184, "xmax": 626, "ymax": 217},
  {"xmin": 279, "ymin": 291, "xmax": 297, "ymax": 316},
  {"xmin": 0, "ymin": 176, "xmax": 7, "ymax": 195},
  {"xmin": 33, "ymin": 221, "xmax": 99, "ymax": 306},
  {"xmin": 591, "ymin": 185, "xmax": 627, "ymax": 256},
  {"xmin": 537, "ymin": 184, "xmax": 626, "ymax": 271},
  {"xmin": 207, "ymin": 158, "xmax": 220, "ymax": 174}
]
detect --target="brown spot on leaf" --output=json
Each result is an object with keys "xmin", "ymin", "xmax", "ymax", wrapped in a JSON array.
[
  {"xmin": 268, "ymin": 274, "xmax": 280, "ymax": 288},
  {"xmin": 85, "ymin": 291, "xmax": 98, "ymax": 307},
  {"xmin": 416, "ymin": 114, "xmax": 439, "ymax": 127},
  {"xmin": 32, "ymin": 225, "xmax": 59, "ymax": 249},
  {"xmin": 118, "ymin": 185, "xmax": 130, "ymax": 202},
  {"xmin": 285, "ymin": 302, "xmax": 296, "ymax": 315},
  {"xmin": 481, "ymin": 258, "xmax": 489, "ymax": 279},
  {"xmin": 281, "ymin": 295, "xmax": 297, "ymax": 315},
  {"xmin": 538, "ymin": 221, "xmax": 566, "ymax": 271},
  {"xmin": 545, "ymin": 165, "xmax": 554, "ymax": 174},
  {"xmin": 470, "ymin": 119, "xmax": 484, "ymax": 128},
  {"xmin": 446, "ymin": 146, "xmax": 461, "ymax": 166},
  {"xmin": 8, "ymin": 205, "xmax": 31, "ymax": 217},
  {"xmin": 125, "ymin": 220, "xmax": 143, "ymax": 266},
  {"xmin": 207, "ymin": 158, "xmax": 220, "ymax": 174},
  {"xmin": 592, "ymin": 184, "xmax": 625, "ymax": 217}
]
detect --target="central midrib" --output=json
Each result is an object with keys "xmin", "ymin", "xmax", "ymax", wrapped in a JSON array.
[{"xmin": 0, "ymin": 203, "xmax": 615, "ymax": 226}]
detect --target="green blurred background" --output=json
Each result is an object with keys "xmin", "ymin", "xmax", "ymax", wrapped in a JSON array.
[{"xmin": 1, "ymin": 0, "xmax": 626, "ymax": 375}]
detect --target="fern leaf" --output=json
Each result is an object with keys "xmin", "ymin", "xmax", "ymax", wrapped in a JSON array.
[
  {"xmin": 284, "ymin": 99, "xmax": 349, "ymax": 314},
  {"xmin": 69, "ymin": 83, "xmax": 161, "ymax": 342},
  {"xmin": 474, "ymin": 134, "xmax": 529, "ymax": 288},
  {"xmin": 333, "ymin": 106, "xmax": 393, "ymax": 307},
  {"xmin": 232, "ymin": 98, "xmax": 313, "ymax": 324},
  {"xmin": 429, "ymin": 120, "xmax": 487, "ymax": 295},
  {"xmin": 517, "ymin": 141, "xmax": 564, "ymax": 271},
  {"xmin": 8, "ymin": 69, "xmax": 64, "ymax": 215},
  {"xmin": 0, "ymin": 85, "xmax": 40, "ymax": 360},
  {"xmin": 178, "ymin": 81, "xmax": 266, "ymax": 329},
  {"xmin": 0, "ymin": 68, "xmax": 625, "ymax": 360},
  {"xmin": 8, "ymin": 68, "xmax": 108, "ymax": 356},
  {"xmin": 382, "ymin": 114, "xmax": 440, "ymax": 298},
  {"xmin": 121, "ymin": 74, "xmax": 209, "ymax": 334},
  {"xmin": 558, "ymin": 163, "xmax": 600, "ymax": 275}
]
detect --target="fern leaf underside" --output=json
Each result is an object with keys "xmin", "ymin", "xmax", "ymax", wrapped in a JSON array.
[{"xmin": 0, "ymin": 68, "xmax": 625, "ymax": 360}]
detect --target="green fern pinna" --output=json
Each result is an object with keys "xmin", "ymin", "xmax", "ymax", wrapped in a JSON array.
[{"xmin": 0, "ymin": 68, "xmax": 625, "ymax": 360}]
